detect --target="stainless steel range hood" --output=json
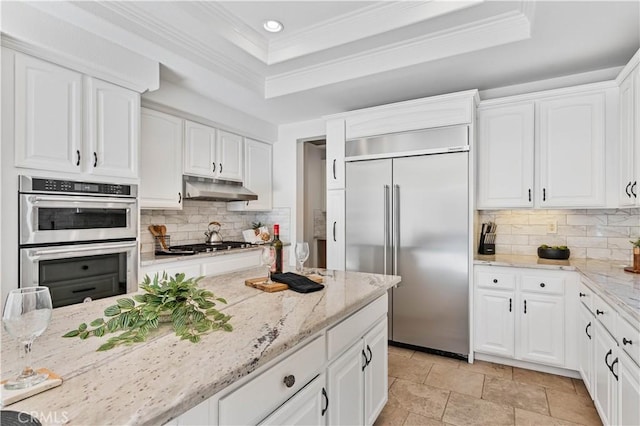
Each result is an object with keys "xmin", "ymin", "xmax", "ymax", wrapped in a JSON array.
[{"xmin": 183, "ymin": 177, "xmax": 258, "ymax": 202}]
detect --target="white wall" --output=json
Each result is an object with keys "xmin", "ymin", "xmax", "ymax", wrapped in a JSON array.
[{"xmin": 275, "ymin": 119, "xmax": 326, "ymax": 265}]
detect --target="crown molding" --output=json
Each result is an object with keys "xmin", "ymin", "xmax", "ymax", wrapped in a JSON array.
[
  {"xmin": 265, "ymin": 7, "xmax": 533, "ymax": 98},
  {"xmin": 616, "ymin": 48, "xmax": 640, "ymax": 85},
  {"xmin": 267, "ymin": 1, "xmax": 483, "ymax": 65},
  {"xmin": 96, "ymin": 1, "xmax": 265, "ymax": 94}
]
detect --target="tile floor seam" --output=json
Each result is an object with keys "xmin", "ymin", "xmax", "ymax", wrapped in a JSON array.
[{"xmin": 544, "ymin": 387, "xmax": 552, "ymax": 417}]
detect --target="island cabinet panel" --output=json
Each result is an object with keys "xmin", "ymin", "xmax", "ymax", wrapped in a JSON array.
[
  {"xmin": 363, "ymin": 319, "xmax": 388, "ymax": 425},
  {"xmin": 578, "ymin": 301, "xmax": 595, "ymax": 398},
  {"xmin": 218, "ymin": 336, "xmax": 326, "ymax": 425},
  {"xmin": 327, "ymin": 341, "xmax": 365, "ymax": 425}
]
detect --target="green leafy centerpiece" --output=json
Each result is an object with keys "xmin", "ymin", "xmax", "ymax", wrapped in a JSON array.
[{"xmin": 63, "ymin": 273, "xmax": 232, "ymax": 351}]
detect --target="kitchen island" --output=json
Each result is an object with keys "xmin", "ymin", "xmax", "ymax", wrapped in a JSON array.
[{"xmin": 1, "ymin": 267, "xmax": 400, "ymax": 425}]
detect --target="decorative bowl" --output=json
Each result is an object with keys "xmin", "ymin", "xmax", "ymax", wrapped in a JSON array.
[{"xmin": 537, "ymin": 247, "xmax": 570, "ymax": 260}]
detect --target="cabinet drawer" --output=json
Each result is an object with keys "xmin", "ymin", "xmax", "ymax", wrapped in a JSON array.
[
  {"xmin": 521, "ymin": 275, "xmax": 564, "ymax": 295},
  {"xmin": 578, "ymin": 280, "xmax": 593, "ymax": 312},
  {"xmin": 618, "ymin": 316, "xmax": 640, "ymax": 367},
  {"xmin": 327, "ymin": 294, "xmax": 387, "ymax": 360},
  {"xmin": 219, "ymin": 335, "xmax": 325, "ymax": 425},
  {"xmin": 593, "ymin": 294, "xmax": 616, "ymax": 335},
  {"xmin": 476, "ymin": 271, "xmax": 516, "ymax": 290}
]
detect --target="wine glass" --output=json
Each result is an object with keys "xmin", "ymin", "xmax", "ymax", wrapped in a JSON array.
[
  {"xmin": 3, "ymin": 286, "xmax": 53, "ymax": 390},
  {"xmin": 261, "ymin": 246, "xmax": 276, "ymax": 284},
  {"xmin": 295, "ymin": 242, "xmax": 310, "ymax": 274}
]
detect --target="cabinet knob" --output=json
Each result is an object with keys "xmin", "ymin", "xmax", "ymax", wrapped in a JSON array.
[
  {"xmin": 579, "ymin": 292, "xmax": 586, "ymax": 297},
  {"xmin": 493, "ymin": 279, "xmax": 498, "ymax": 284},
  {"xmin": 596, "ymin": 309, "xmax": 604, "ymax": 315},
  {"xmin": 283, "ymin": 374, "xmax": 295, "ymax": 388},
  {"xmin": 623, "ymin": 337, "xmax": 633, "ymax": 346},
  {"xmin": 539, "ymin": 283, "xmax": 546, "ymax": 288}
]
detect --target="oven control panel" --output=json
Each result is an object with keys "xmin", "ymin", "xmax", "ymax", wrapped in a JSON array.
[{"xmin": 22, "ymin": 177, "xmax": 135, "ymax": 197}]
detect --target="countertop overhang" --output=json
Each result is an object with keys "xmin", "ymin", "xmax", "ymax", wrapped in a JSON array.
[{"xmin": 0, "ymin": 267, "xmax": 400, "ymax": 425}]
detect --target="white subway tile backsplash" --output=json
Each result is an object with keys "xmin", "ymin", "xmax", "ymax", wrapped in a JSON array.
[{"xmin": 479, "ymin": 208, "xmax": 639, "ymax": 261}]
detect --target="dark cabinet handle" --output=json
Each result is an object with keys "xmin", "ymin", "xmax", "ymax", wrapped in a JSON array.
[
  {"xmin": 321, "ymin": 387, "xmax": 328, "ymax": 416},
  {"xmin": 623, "ymin": 337, "xmax": 633, "ymax": 346},
  {"xmin": 509, "ymin": 298, "xmax": 512, "ymax": 312},
  {"xmin": 333, "ymin": 221, "xmax": 337, "ymax": 242},
  {"xmin": 366, "ymin": 345, "xmax": 373, "ymax": 366},
  {"xmin": 178, "ymin": 192, "xmax": 182, "ymax": 204},
  {"xmin": 220, "ymin": 163, "xmax": 223, "ymax": 173},
  {"xmin": 283, "ymin": 374, "xmax": 295, "ymax": 388},
  {"xmin": 605, "ymin": 349, "xmax": 612, "ymax": 368},
  {"xmin": 543, "ymin": 188, "xmax": 546, "ymax": 202},
  {"xmin": 71, "ymin": 287, "xmax": 97, "ymax": 294},
  {"xmin": 332, "ymin": 159, "xmax": 336, "ymax": 180},
  {"xmin": 528, "ymin": 188, "xmax": 531, "ymax": 202},
  {"xmin": 540, "ymin": 283, "xmax": 546, "ymax": 288},
  {"xmin": 362, "ymin": 349, "xmax": 368, "ymax": 371},
  {"xmin": 626, "ymin": 182, "xmax": 632, "ymax": 198},
  {"xmin": 579, "ymin": 292, "xmax": 587, "ymax": 297},
  {"xmin": 632, "ymin": 181, "xmax": 637, "ymax": 198},
  {"xmin": 585, "ymin": 322, "xmax": 591, "ymax": 340},
  {"xmin": 212, "ymin": 163, "xmax": 216, "ymax": 173},
  {"xmin": 610, "ymin": 358, "xmax": 619, "ymax": 381},
  {"xmin": 76, "ymin": 149, "xmax": 81, "ymax": 166},
  {"xmin": 93, "ymin": 152, "xmax": 98, "ymax": 167},
  {"xmin": 524, "ymin": 300, "xmax": 527, "ymax": 314},
  {"xmin": 493, "ymin": 279, "xmax": 498, "ymax": 284},
  {"xmin": 596, "ymin": 309, "xmax": 604, "ymax": 315}
]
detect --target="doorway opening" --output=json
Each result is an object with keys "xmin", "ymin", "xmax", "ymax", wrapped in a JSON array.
[{"xmin": 302, "ymin": 139, "xmax": 326, "ymax": 268}]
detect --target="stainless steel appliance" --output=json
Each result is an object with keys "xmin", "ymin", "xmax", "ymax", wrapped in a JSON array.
[
  {"xmin": 345, "ymin": 126, "xmax": 470, "ymax": 357},
  {"xmin": 19, "ymin": 176, "xmax": 138, "ymax": 307},
  {"xmin": 163, "ymin": 241, "xmax": 256, "ymax": 255}
]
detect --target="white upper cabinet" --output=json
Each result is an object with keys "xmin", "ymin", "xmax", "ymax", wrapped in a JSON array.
[
  {"xmin": 183, "ymin": 120, "xmax": 216, "ymax": 178},
  {"xmin": 326, "ymin": 119, "xmax": 345, "ymax": 190},
  {"xmin": 477, "ymin": 103, "xmax": 534, "ymax": 208},
  {"xmin": 537, "ymin": 93, "xmax": 605, "ymax": 207},
  {"xmin": 618, "ymin": 60, "xmax": 640, "ymax": 207},
  {"xmin": 139, "ymin": 108, "xmax": 184, "ymax": 210},
  {"xmin": 14, "ymin": 52, "xmax": 83, "ymax": 173},
  {"xmin": 183, "ymin": 122, "xmax": 244, "ymax": 182},
  {"xmin": 85, "ymin": 77, "xmax": 139, "ymax": 178},
  {"xmin": 216, "ymin": 130, "xmax": 243, "ymax": 182},
  {"xmin": 227, "ymin": 138, "xmax": 272, "ymax": 211},
  {"xmin": 13, "ymin": 51, "xmax": 140, "ymax": 180}
]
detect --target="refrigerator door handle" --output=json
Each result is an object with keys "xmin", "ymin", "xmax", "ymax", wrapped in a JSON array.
[
  {"xmin": 384, "ymin": 185, "xmax": 390, "ymax": 275},
  {"xmin": 393, "ymin": 184, "xmax": 400, "ymax": 276}
]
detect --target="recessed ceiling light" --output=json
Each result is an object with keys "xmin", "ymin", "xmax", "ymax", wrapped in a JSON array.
[{"xmin": 263, "ymin": 20, "xmax": 284, "ymax": 33}]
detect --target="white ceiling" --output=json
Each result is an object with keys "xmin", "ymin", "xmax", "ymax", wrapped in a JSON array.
[{"xmin": 22, "ymin": 1, "xmax": 640, "ymax": 125}]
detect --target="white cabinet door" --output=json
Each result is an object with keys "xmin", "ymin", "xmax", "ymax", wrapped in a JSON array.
[
  {"xmin": 139, "ymin": 108, "xmax": 184, "ymax": 209},
  {"xmin": 537, "ymin": 93, "xmax": 606, "ymax": 207},
  {"xmin": 578, "ymin": 302, "xmax": 595, "ymax": 397},
  {"xmin": 619, "ymin": 69, "xmax": 637, "ymax": 206},
  {"xmin": 176, "ymin": 399, "xmax": 212, "ymax": 426},
  {"xmin": 259, "ymin": 374, "xmax": 326, "ymax": 426},
  {"xmin": 594, "ymin": 321, "xmax": 617, "ymax": 426},
  {"xmin": 363, "ymin": 319, "xmax": 387, "ymax": 426},
  {"xmin": 227, "ymin": 139, "xmax": 272, "ymax": 211},
  {"xmin": 327, "ymin": 340, "xmax": 365, "ymax": 426},
  {"xmin": 184, "ymin": 120, "xmax": 216, "ymax": 178},
  {"xmin": 85, "ymin": 77, "xmax": 139, "ymax": 178},
  {"xmin": 474, "ymin": 288, "xmax": 515, "ymax": 358},
  {"xmin": 14, "ymin": 53, "xmax": 83, "ymax": 173},
  {"xmin": 618, "ymin": 351, "xmax": 640, "ymax": 426},
  {"xmin": 518, "ymin": 293, "xmax": 565, "ymax": 366},
  {"xmin": 326, "ymin": 119, "xmax": 345, "ymax": 190},
  {"xmin": 477, "ymin": 103, "xmax": 534, "ymax": 208},
  {"xmin": 216, "ymin": 130, "xmax": 243, "ymax": 182},
  {"xmin": 326, "ymin": 189, "xmax": 345, "ymax": 270}
]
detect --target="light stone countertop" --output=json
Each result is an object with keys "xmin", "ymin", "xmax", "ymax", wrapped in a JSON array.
[
  {"xmin": 1, "ymin": 267, "xmax": 400, "ymax": 425},
  {"xmin": 475, "ymin": 254, "xmax": 640, "ymax": 324}
]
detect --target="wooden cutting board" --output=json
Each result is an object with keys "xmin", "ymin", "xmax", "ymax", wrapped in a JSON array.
[{"xmin": 245, "ymin": 275, "xmax": 324, "ymax": 293}]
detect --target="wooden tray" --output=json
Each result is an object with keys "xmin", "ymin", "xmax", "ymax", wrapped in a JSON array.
[
  {"xmin": 624, "ymin": 266, "xmax": 640, "ymax": 274},
  {"xmin": 245, "ymin": 274, "xmax": 324, "ymax": 293}
]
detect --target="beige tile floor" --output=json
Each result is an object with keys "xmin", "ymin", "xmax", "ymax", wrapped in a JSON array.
[{"xmin": 375, "ymin": 346, "xmax": 602, "ymax": 426}]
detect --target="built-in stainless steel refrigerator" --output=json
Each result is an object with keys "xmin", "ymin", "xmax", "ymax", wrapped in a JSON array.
[{"xmin": 345, "ymin": 126, "xmax": 469, "ymax": 357}]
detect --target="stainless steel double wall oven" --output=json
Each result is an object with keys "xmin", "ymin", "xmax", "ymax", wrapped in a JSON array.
[{"xmin": 19, "ymin": 176, "xmax": 138, "ymax": 308}]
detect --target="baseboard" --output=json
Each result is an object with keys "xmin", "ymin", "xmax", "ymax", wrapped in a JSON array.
[{"xmin": 474, "ymin": 353, "xmax": 581, "ymax": 378}]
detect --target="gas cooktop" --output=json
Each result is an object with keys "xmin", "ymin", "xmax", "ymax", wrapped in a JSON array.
[{"xmin": 156, "ymin": 241, "xmax": 257, "ymax": 256}]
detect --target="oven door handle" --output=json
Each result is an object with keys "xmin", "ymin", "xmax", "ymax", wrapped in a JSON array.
[
  {"xmin": 29, "ymin": 196, "xmax": 136, "ymax": 205},
  {"xmin": 30, "ymin": 242, "xmax": 137, "ymax": 256}
]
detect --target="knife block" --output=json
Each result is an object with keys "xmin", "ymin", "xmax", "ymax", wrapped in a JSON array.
[{"xmin": 478, "ymin": 232, "xmax": 495, "ymax": 255}]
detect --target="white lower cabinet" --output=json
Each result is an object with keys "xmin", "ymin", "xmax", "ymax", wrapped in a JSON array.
[
  {"xmin": 578, "ymin": 302, "xmax": 595, "ymax": 397},
  {"xmin": 474, "ymin": 266, "xmax": 576, "ymax": 369},
  {"xmin": 594, "ymin": 320, "xmax": 618, "ymax": 426},
  {"xmin": 260, "ymin": 374, "xmax": 327, "ymax": 426},
  {"xmin": 618, "ymin": 350, "xmax": 640, "ymax": 426}
]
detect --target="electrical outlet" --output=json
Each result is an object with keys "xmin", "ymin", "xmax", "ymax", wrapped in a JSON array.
[{"xmin": 547, "ymin": 220, "xmax": 558, "ymax": 234}]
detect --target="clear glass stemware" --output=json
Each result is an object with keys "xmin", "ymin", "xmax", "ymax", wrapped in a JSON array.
[
  {"xmin": 261, "ymin": 246, "xmax": 276, "ymax": 284},
  {"xmin": 295, "ymin": 242, "xmax": 310, "ymax": 274},
  {"xmin": 3, "ymin": 286, "xmax": 53, "ymax": 390}
]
